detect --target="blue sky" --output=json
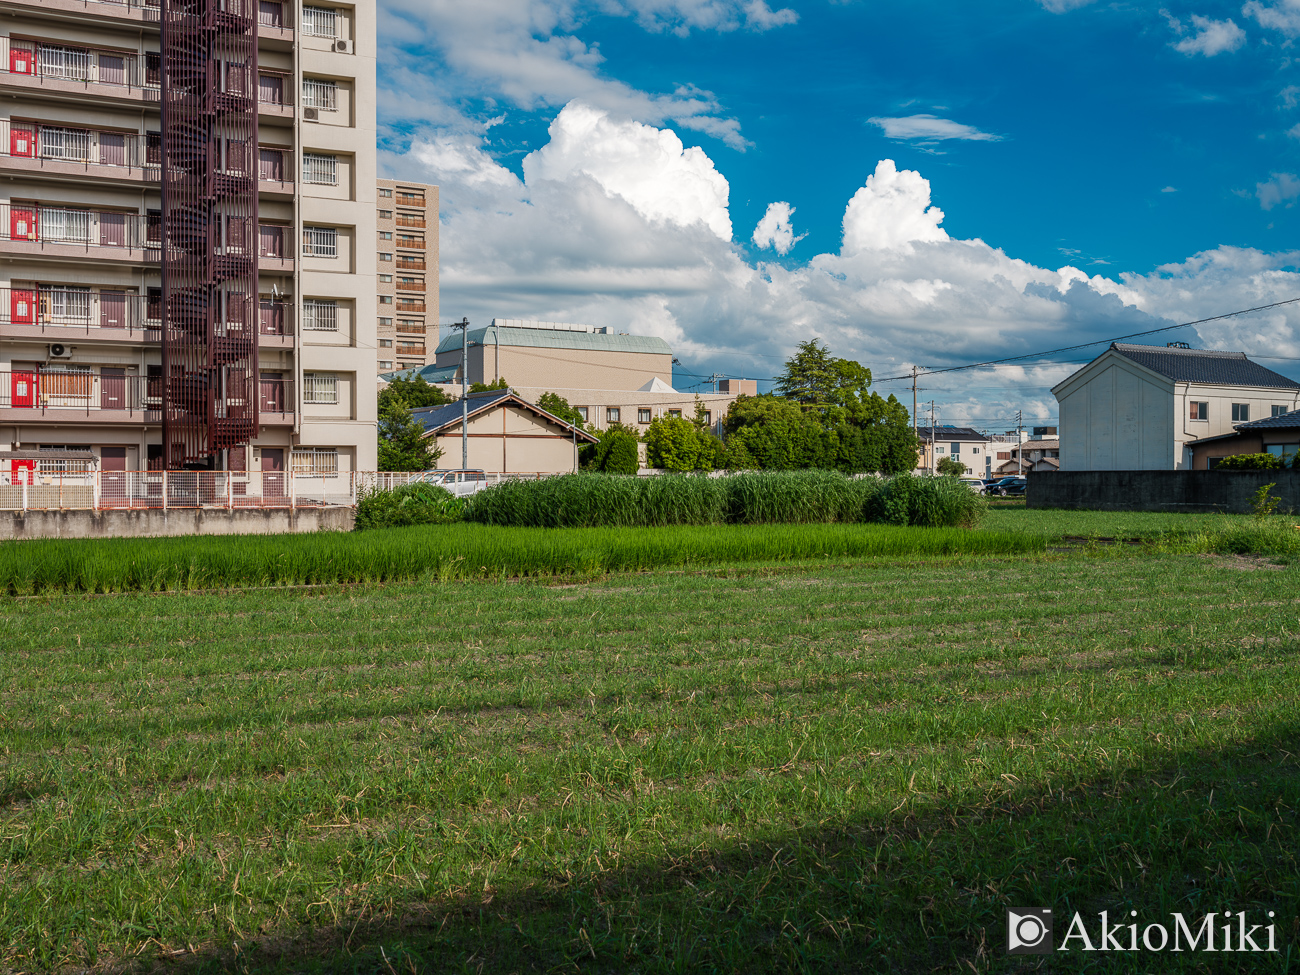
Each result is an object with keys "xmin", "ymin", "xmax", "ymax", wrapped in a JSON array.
[{"xmin": 378, "ymin": 0, "xmax": 1300, "ymax": 428}]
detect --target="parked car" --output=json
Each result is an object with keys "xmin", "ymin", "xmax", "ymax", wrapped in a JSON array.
[
  {"xmin": 417, "ymin": 469, "xmax": 489, "ymax": 497},
  {"xmin": 959, "ymin": 477, "xmax": 987, "ymax": 494},
  {"xmin": 988, "ymin": 476, "xmax": 1027, "ymax": 497}
]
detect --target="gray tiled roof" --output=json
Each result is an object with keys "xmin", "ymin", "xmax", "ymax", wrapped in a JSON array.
[
  {"xmin": 1236, "ymin": 407, "xmax": 1300, "ymax": 430},
  {"xmin": 1110, "ymin": 343, "xmax": 1300, "ymax": 389},
  {"xmin": 410, "ymin": 390, "xmax": 598, "ymax": 442},
  {"xmin": 916, "ymin": 426, "xmax": 988, "ymax": 441}
]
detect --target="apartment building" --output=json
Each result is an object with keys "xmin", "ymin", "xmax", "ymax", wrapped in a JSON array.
[
  {"xmin": 0, "ymin": 0, "xmax": 378, "ymax": 482},
  {"xmin": 375, "ymin": 179, "xmax": 437, "ymax": 375}
]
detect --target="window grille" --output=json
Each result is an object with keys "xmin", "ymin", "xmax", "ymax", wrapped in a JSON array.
[
  {"xmin": 38, "ymin": 45, "xmax": 92, "ymax": 81},
  {"xmin": 47, "ymin": 288, "xmax": 92, "ymax": 320},
  {"xmin": 302, "ymin": 79, "xmax": 338, "ymax": 111},
  {"xmin": 40, "ymin": 208, "xmax": 92, "ymax": 244},
  {"xmin": 302, "ymin": 226, "xmax": 337, "ymax": 258},
  {"xmin": 292, "ymin": 449, "xmax": 339, "ymax": 474},
  {"xmin": 302, "ymin": 298, "xmax": 339, "ymax": 331},
  {"xmin": 302, "ymin": 152, "xmax": 338, "ymax": 184},
  {"xmin": 303, "ymin": 373, "xmax": 338, "ymax": 404},
  {"xmin": 39, "ymin": 127, "xmax": 92, "ymax": 161},
  {"xmin": 301, "ymin": 6, "xmax": 338, "ymax": 37}
]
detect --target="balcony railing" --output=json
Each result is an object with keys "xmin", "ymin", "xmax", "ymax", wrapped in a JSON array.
[
  {"xmin": 395, "ymin": 346, "xmax": 427, "ymax": 358},
  {"xmin": 0, "ymin": 370, "xmax": 293, "ymax": 419},
  {"xmin": 0, "ymin": 0, "xmax": 294, "ymax": 29},
  {"xmin": 5, "ymin": 41, "xmax": 160, "ymax": 100},
  {"xmin": 1, "ymin": 203, "xmax": 153, "ymax": 256},
  {"xmin": 395, "ymin": 257, "xmax": 426, "ymax": 270},
  {"xmin": 395, "ymin": 195, "xmax": 426, "ymax": 208},
  {"xmin": 0, "ymin": 119, "xmax": 160, "ymax": 178},
  {"xmin": 395, "ymin": 214, "xmax": 426, "ymax": 228},
  {"xmin": 1, "ymin": 287, "xmax": 157, "ymax": 335},
  {"xmin": 395, "ymin": 322, "xmax": 426, "ymax": 334},
  {"xmin": 395, "ymin": 281, "xmax": 424, "ymax": 292},
  {"xmin": 395, "ymin": 300, "xmax": 426, "ymax": 313},
  {"xmin": 395, "ymin": 238, "xmax": 426, "ymax": 250}
]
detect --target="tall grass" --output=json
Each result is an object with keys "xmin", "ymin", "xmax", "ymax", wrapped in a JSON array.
[
  {"xmin": 465, "ymin": 470, "xmax": 986, "ymax": 529},
  {"xmin": 0, "ymin": 522, "xmax": 1041, "ymax": 595}
]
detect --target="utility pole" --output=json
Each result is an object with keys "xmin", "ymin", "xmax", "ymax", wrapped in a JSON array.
[
  {"xmin": 927, "ymin": 400, "xmax": 937, "ymax": 474},
  {"xmin": 453, "ymin": 317, "xmax": 470, "ymax": 470},
  {"xmin": 709, "ymin": 372, "xmax": 723, "ymax": 394},
  {"xmin": 1016, "ymin": 410, "xmax": 1023, "ymax": 474},
  {"xmin": 911, "ymin": 365, "xmax": 918, "ymax": 439}
]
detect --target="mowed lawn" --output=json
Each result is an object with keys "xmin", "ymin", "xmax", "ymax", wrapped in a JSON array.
[{"xmin": 1, "ymin": 546, "xmax": 1298, "ymax": 973}]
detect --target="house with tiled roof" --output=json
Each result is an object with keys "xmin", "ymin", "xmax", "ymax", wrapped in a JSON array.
[
  {"xmin": 1186, "ymin": 407, "xmax": 1300, "ymax": 469},
  {"xmin": 992, "ymin": 439, "xmax": 1060, "ymax": 475},
  {"xmin": 1052, "ymin": 343, "xmax": 1300, "ymax": 470},
  {"xmin": 914, "ymin": 426, "xmax": 990, "ymax": 474}
]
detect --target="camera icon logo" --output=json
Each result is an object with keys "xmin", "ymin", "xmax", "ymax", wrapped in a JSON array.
[{"xmin": 1007, "ymin": 908, "xmax": 1053, "ymax": 954}]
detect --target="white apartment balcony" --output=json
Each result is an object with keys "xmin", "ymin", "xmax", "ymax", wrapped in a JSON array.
[
  {"xmin": 0, "ymin": 369, "xmax": 294, "ymax": 426},
  {"xmin": 0, "ymin": 41, "xmax": 160, "ymax": 108}
]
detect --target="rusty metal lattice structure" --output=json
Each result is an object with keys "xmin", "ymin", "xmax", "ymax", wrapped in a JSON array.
[{"xmin": 160, "ymin": 0, "xmax": 259, "ymax": 468}]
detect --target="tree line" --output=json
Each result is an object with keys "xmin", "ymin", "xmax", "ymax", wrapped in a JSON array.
[{"xmin": 377, "ymin": 340, "xmax": 921, "ymax": 474}]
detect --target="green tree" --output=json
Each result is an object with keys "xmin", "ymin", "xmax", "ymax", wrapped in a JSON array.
[
  {"xmin": 380, "ymin": 375, "xmax": 452, "ymax": 411},
  {"xmin": 536, "ymin": 391, "xmax": 587, "ymax": 430},
  {"xmin": 936, "ymin": 455, "xmax": 967, "ymax": 476},
  {"xmin": 377, "ymin": 399, "xmax": 442, "ymax": 472},
  {"xmin": 469, "ymin": 377, "xmax": 510, "ymax": 394},
  {"xmin": 775, "ymin": 339, "xmax": 873, "ymax": 407},
  {"xmin": 584, "ymin": 423, "xmax": 641, "ymax": 474},
  {"xmin": 644, "ymin": 416, "xmax": 721, "ymax": 472}
]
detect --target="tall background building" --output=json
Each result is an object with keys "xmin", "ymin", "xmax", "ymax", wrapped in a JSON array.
[
  {"xmin": 0, "ymin": 0, "xmax": 378, "ymax": 481},
  {"xmin": 376, "ymin": 179, "xmax": 437, "ymax": 375}
]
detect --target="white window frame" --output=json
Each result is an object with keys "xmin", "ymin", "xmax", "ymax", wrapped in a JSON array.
[
  {"xmin": 38, "ymin": 44, "xmax": 92, "ymax": 81},
  {"xmin": 302, "ymin": 226, "xmax": 337, "ymax": 258},
  {"xmin": 577, "ymin": 406, "xmax": 589, "ymax": 422},
  {"xmin": 303, "ymin": 373, "xmax": 338, "ymax": 405},
  {"xmin": 39, "ymin": 126, "xmax": 92, "ymax": 161},
  {"xmin": 302, "ymin": 78, "xmax": 338, "ymax": 111},
  {"xmin": 1231, "ymin": 403, "xmax": 1250, "ymax": 423},
  {"xmin": 302, "ymin": 298, "xmax": 339, "ymax": 332},
  {"xmin": 301, "ymin": 152, "xmax": 338, "ymax": 185},
  {"xmin": 1190, "ymin": 401, "xmax": 1209, "ymax": 421},
  {"xmin": 40, "ymin": 207, "xmax": 92, "ymax": 244},
  {"xmin": 301, "ymin": 5, "xmax": 338, "ymax": 37},
  {"xmin": 292, "ymin": 448, "xmax": 339, "ymax": 475},
  {"xmin": 46, "ymin": 287, "xmax": 92, "ymax": 320}
]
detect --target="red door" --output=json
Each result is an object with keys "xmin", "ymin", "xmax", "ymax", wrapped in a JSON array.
[
  {"xmin": 259, "ymin": 372, "xmax": 283, "ymax": 413},
  {"xmin": 98, "ymin": 132, "xmax": 125, "ymax": 167},
  {"xmin": 10, "ymin": 207, "xmax": 36, "ymax": 242},
  {"xmin": 11, "ymin": 370, "xmax": 36, "ymax": 408},
  {"xmin": 261, "ymin": 448, "xmax": 285, "ymax": 498},
  {"xmin": 99, "ymin": 290, "xmax": 126, "ymax": 329},
  {"xmin": 9, "ymin": 48, "xmax": 34, "ymax": 75},
  {"xmin": 10, "ymin": 126, "xmax": 34, "ymax": 158},
  {"xmin": 12, "ymin": 459, "xmax": 35, "ymax": 486},
  {"xmin": 99, "ymin": 213, "xmax": 125, "ymax": 248},
  {"xmin": 101, "ymin": 368, "xmax": 125, "ymax": 410},
  {"xmin": 11, "ymin": 289, "xmax": 35, "ymax": 325},
  {"xmin": 100, "ymin": 446, "xmax": 127, "ymax": 506},
  {"xmin": 98, "ymin": 54, "xmax": 125, "ymax": 86}
]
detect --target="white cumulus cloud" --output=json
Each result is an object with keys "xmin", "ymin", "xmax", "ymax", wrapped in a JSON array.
[
  {"xmin": 1256, "ymin": 172, "xmax": 1300, "ymax": 209},
  {"xmin": 752, "ymin": 201, "xmax": 806, "ymax": 255},
  {"xmin": 868, "ymin": 114, "xmax": 1002, "ymax": 145},
  {"xmin": 1244, "ymin": 0, "xmax": 1300, "ymax": 36},
  {"xmin": 1036, "ymin": 0, "xmax": 1097, "ymax": 11},
  {"xmin": 387, "ymin": 103, "xmax": 1300, "ymax": 424},
  {"xmin": 1171, "ymin": 14, "xmax": 1247, "ymax": 55},
  {"xmin": 618, "ymin": 0, "xmax": 797, "ymax": 34}
]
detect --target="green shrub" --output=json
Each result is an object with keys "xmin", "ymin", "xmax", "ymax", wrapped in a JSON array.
[
  {"xmin": 355, "ymin": 483, "xmax": 466, "ymax": 531},
  {"xmin": 1213, "ymin": 453, "xmax": 1284, "ymax": 470},
  {"xmin": 464, "ymin": 470, "xmax": 982, "ymax": 529},
  {"xmin": 584, "ymin": 424, "xmax": 641, "ymax": 475}
]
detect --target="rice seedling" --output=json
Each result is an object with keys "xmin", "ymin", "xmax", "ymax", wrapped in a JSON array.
[{"xmin": 0, "ymin": 521, "xmax": 1041, "ymax": 595}]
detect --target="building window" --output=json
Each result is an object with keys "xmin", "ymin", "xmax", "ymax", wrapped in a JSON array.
[
  {"xmin": 378, "ymin": 317, "xmax": 392, "ymax": 326},
  {"xmin": 378, "ymin": 360, "xmax": 392, "ymax": 370},
  {"xmin": 37, "ymin": 44, "xmax": 92, "ymax": 82},
  {"xmin": 703, "ymin": 410, "xmax": 712, "ymax": 425},
  {"xmin": 379, "ymin": 295, "xmax": 393, "ymax": 304},
  {"xmin": 935, "ymin": 446, "xmax": 945, "ymax": 454},
  {"xmin": 667, "ymin": 409, "xmax": 682, "ymax": 418},
  {"xmin": 607, "ymin": 408, "xmax": 621, "ymax": 423},
  {"xmin": 38, "ymin": 126, "xmax": 91, "ymax": 161},
  {"xmin": 1273, "ymin": 405, "xmax": 1290, "ymax": 418},
  {"xmin": 378, "ymin": 274, "xmax": 392, "ymax": 283},
  {"xmin": 379, "ymin": 252, "xmax": 392, "ymax": 262},
  {"xmin": 638, "ymin": 408, "xmax": 652, "ymax": 423},
  {"xmin": 950, "ymin": 442, "xmax": 961, "ymax": 454},
  {"xmin": 997, "ymin": 451, "xmax": 1010, "ymax": 460},
  {"xmin": 302, "ymin": 298, "xmax": 338, "ymax": 331},
  {"xmin": 379, "ymin": 231, "xmax": 393, "ymax": 240},
  {"xmin": 301, "ymin": 5, "xmax": 338, "ymax": 37},
  {"xmin": 577, "ymin": 406, "xmax": 588, "ymax": 422},
  {"xmin": 302, "ymin": 79, "xmax": 338, "ymax": 111},
  {"xmin": 301, "ymin": 152, "xmax": 338, "ymax": 184},
  {"xmin": 1231, "ymin": 403, "xmax": 1250, "ymax": 422},
  {"xmin": 40, "ymin": 207, "xmax": 92, "ymax": 244},
  {"xmin": 379, "ymin": 338, "xmax": 392, "ymax": 348},
  {"xmin": 292, "ymin": 448, "xmax": 339, "ymax": 474},
  {"xmin": 46, "ymin": 287, "xmax": 92, "ymax": 320},
  {"xmin": 302, "ymin": 226, "xmax": 337, "ymax": 257},
  {"xmin": 378, "ymin": 210, "xmax": 392, "ymax": 219},
  {"xmin": 971, "ymin": 447, "xmax": 980, "ymax": 455},
  {"xmin": 379, "ymin": 187, "xmax": 392, "ymax": 198},
  {"xmin": 258, "ymin": 73, "xmax": 285, "ymax": 105},
  {"xmin": 303, "ymin": 373, "xmax": 338, "ymax": 404},
  {"xmin": 1190, "ymin": 401, "xmax": 1209, "ymax": 421}
]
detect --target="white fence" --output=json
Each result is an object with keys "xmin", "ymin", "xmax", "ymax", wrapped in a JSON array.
[{"xmin": 0, "ymin": 470, "xmax": 558, "ymax": 512}]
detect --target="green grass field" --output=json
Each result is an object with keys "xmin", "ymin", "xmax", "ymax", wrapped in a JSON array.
[{"xmin": 1, "ymin": 519, "xmax": 1298, "ymax": 972}]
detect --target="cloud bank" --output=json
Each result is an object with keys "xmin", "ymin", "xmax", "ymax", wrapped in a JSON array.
[{"xmin": 388, "ymin": 101, "xmax": 1300, "ymax": 425}]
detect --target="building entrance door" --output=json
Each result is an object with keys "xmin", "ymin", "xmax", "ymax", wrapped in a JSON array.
[{"xmin": 262, "ymin": 448, "xmax": 285, "ymax": 498}]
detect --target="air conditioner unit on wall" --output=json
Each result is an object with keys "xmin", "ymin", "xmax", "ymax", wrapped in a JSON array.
[
  {"xmin": 303, "ymin": 107, "xmax": 319, "ymax": 121},
  {"xmin": 48, "ymin": 343, "xmax": 72, "ymax": 359},
  {"xmin": 334, "ymin": 39, "xmax": 352, "ymax": 53}
]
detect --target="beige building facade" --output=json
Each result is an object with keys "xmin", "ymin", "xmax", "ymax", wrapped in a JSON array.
[
  {"xmin": 376, "ymin": 179, "xmax": 437, "ymax": 375},
  {"xmin": 0, "ymin": 0, "xmax": 378, "ymax": 479}
]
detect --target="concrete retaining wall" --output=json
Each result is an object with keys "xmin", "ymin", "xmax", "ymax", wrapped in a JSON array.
[
  {"xmin": 1, "ymin": 506, "xmax": 354, "ymax": 540},
  {"xmin": 1028, "ymin": 470, "xmax": 1300, "ymax": 514}
]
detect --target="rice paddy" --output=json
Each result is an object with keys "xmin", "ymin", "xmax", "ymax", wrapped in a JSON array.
[{"xmin": 0, "ymin": 526, "xmax": 1297, "ymax": 973}]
